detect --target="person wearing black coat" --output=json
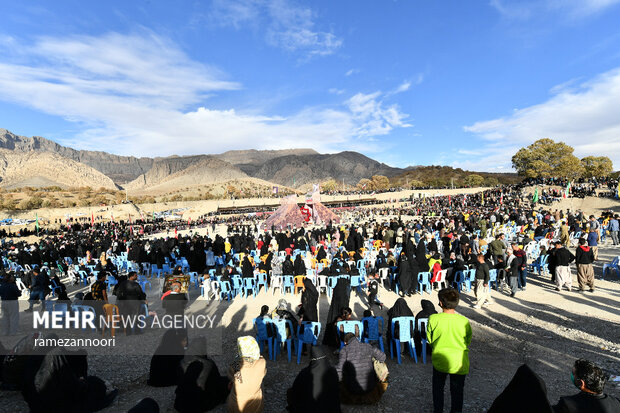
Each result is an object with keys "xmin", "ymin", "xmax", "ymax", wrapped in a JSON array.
[
  {"xmin": 414, "ymin": 299, "xmax": 437, "ymax": 356},
  {"xmin": 174, "ymin": 337, "xmax": 230, "ymax": 413},
  {"xmin": 294, "ymin": 255, "xmax": 306, "ymax": 276},
  {"xmin": 298, "ymin": 278, "xmax": 319, "ymax": 322},
  {"xmin": 148, "ymin": 329, "xmax": 187, "ymax": 387},
  {"xmin": 287, "ymin": 346, "xmax": 341, "ymax": 413},
  {"xmin": 488, "ymin": 364, "xmax": 552, "ymax": 413},
  {"xmin": 322, "ymin": 278, "xmax": 350, "ymax": 347},
  {"xmin": 282, "ymin": 256, "xmax": 294, "ymax": 276},
  {"xmin": 386, "ymin": 298, "xmax": 414, "ymax": 343},
  {"xmin": 241, "ymin": 256, "xmax": 254, "ymax": 278}
]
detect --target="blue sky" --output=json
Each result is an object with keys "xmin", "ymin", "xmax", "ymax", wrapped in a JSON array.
[{"xmin": 1, "ymin": 0, "xmax": 620, "ymax": 171}]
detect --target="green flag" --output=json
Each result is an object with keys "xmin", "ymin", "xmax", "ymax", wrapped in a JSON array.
[
  {"xmin": 35, "ymin": 213, "xmax": 39, "ymax": 234},
  {"xmin": 532, "ymin": 188, "xmax": 539, "ymax": 204}
]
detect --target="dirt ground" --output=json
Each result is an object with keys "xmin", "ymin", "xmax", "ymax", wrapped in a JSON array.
[{"xmin": 2, "ymin": 240, "xmax": 619, "ymax": 413}]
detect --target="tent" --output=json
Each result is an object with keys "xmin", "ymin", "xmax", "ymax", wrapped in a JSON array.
[{"xmin": 262, "ymin": 195, "xmax": 307, "ymax": 230}]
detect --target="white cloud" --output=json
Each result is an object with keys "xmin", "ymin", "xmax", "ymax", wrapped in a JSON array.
[
  {"xmin": 490, "ymin": 0, "xmax": 620, "ymax": 19},
  {"xmin": 328, "ymin": 88, "xmax": 345, "ymax": 95},
  {"xmin": 345, "ymin": 68, "xmax": 359, "ymax": 77},
  {"xmin": 209, "ymin": 0, "xmax": 342, "ymax": 58},
  {"xmin": 0, "ymin": 32, "xmax": 409, "ymax": 158},
  {"xmin": 463, "ymin": 67, "xmax": 620, "ymax": 170}
]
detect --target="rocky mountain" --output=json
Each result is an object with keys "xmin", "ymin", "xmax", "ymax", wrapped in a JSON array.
[
  {"xmin": 0, "ymin": 129, "xmax": 153, "ymax": 183},
  {"xmin": 0, "ymin": 128, "xmax": 405, "ymax": 189},
  {"xmin": 216, "ymin": 148, "xmax": 318, "ymax": 165},
  {"xmin": 0, "ymin": 149, "xmax": 117, "ymax": 189},
  {"xmin": 236, "ymin": 151, "xmax": 402, "ymax": 187},
  {"xmin": 125, "ymin": 156, "xmax": 248, "ymax": 192}
]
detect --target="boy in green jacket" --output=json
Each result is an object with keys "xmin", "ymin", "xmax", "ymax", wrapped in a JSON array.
[{"xmin": 427, "ymin": 288, "xmax": 472, "ymax": 413}]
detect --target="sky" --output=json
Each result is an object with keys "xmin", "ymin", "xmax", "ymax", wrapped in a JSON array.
[{"xmin": 1, "ymin": 0, "xmax": 620, "ymax": 172}]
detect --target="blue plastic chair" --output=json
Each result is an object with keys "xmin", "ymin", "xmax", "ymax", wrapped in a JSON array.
[
  {"xmin": 296, "ymin": 321, "xmax": 321, "ymax": 364},
  {"xmin": 282, "ymin": 275, "xmax": 295, "ymax": 295},
  {"xmin": 463, "ymin": 269, "xmax": 476, "ymax": 292},
  {"xmin": 362, "ymin": 316, "xmax": 384, "ymax": 352},
  {"xmin": 78, "ymin": 270, "xmax": 90, "ymax": 286},
  {"xmin": 188, "ymin": 272, "xmax": 200, "ymax": 289},
  {"xmin": 106, "ymin": 275, "xmax": 118, "ymax": 291},
  {"xmin": 489, "ymin": 269, "xmax": 498, "ymax": 290},
  {"xmin": 256, "ymin": 272, "xmax": 268, "ymax": 292},
  {"xmin": 253, "ymin": 317, "xmax": 274, "ymax": 360},
  {"xmin": 336, "ymin": 320, "xmax": 364, "ymax": 349},
  {"xmin": 326, "ymin": 276, "xmax": 339, "ymax": 298},
  {"xmin": 417, "ymin": 272, "xmax": 432, "ymax": 295},
  {"xmin": 350, "ymin": 275, "xmax": 364, "ymax": 295},
  {"xmin": 49, "ymin": 279, "xmax": 63, "ymax": 297},
  {"xmin": 243, "ymin": 278, "xmax": 258, "ymax": 298},
  {"xmin": 452, "ymin": 271, "xmax": 465, "ymax": 292},
  {"xmin": 139, "ymin": 279, "xmax": 152, "ymax": 292},
  {"xmin": 603, "ymin": 256, "xmax": 620, "ymax": 278},
  {"xmin": 417, "ymin": 317, "xmax": 429, "ymax": 364},
  {"xmin": 231, "ymin": 276, "xmax": 243, "ymax": 297},
  {"xmin": 219, "ymin": 280, "xmax": 233, "ymax": 301},
  {"xmin": 272, "ymin": 318, "xmax": 294, "ymax": 362},
  {"xmin": 390, "ymin": 316, "xmax": 417, "ymax": 364}
]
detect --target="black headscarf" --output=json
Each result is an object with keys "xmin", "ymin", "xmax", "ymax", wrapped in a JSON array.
[
  {"xmin": 316, "ymin": 246, "xmax": 327, "ymax": 262},
  {"xmin": 174, "ymin": 337, "xmax": 230, "ymax": 413},
  {"xmin": 398, "ymin": 254, "xmax": 414, "ymax": 294},
  {"xmin": 148, "ymin": 329, "xmax": 187, "ymax": 387},
  {"xmin": 299, "ymin": 278, "xmax": 319, "ymax": 322},
  {"xmin": 322, "ymin": 278, "xmax": 350, "ymax": 347},
  {"xmin": 488, "ymin": 364, "xmax": 553, "ymax": 413},
  {"xmin": 294, "ymin": 255, "xmax": 306, "ymax": 276},
  {"xmin": 288, "ymin": 346, "xmax": 341, "ymax": 413},
  {"xmin": 241, "ymin": 256, "xmax": 253, "ymax": 278},
  {"xmin": 387, "ymin": 298, "xmax": 414, "ymax": 342}
]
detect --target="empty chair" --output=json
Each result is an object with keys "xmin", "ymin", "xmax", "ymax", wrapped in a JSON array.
[
  {"xmin": 489, "ymin": 269, "xmax": 498, "ymax": 290},
  {"xmin": 256, "ymin": 272, "xmax": 268, "ymax": 292},
  {"xmin": 253, "ymin": 317, "xmax": 274, "ymax": 360},
  {"xmin": 271, "ymin": 275, "xmax": 283, "ymax": 295},
  {"xmin": 463, "ymin": 269, "xmax": 476, "ymax": 292},
  {"xmin": 296, "ymin": 321, "xmax": 321, "ymax": 364},
  {"xmin": 219, "ymin": 280, "xmax": 233, "ymax": 301},
  {"xmin": 293, "ymin": 276, "xmax": 305, "ymax": 294},
  {"xmin": 602, "ymin": 256, "xmax": 620, "ymax": 278},
  {"xmin": 231, "ymin": 276, "xmax": 243, "ymax": 297},
  {"xmin": 49, "ymin": 279, "xmax": 63, "ymax": 297},
  {"xmin": 452, "ymin": 271, "xmax": 465, "ymax": 292},
  {"xmin": 418, "ymin": 272, "xmax": 432, "ymax": 295},
  {"xmin": 102, "ymin": 304, "xmax": 122, "ymax": 337},
  {"xmin": 390, "ymin": 316, "xmax": 417, "ymax": 364},
  {"xmin": 282, "ymin": 275, "xmax": 295, "ymax": 295},
  {"xmin": 243, "ymin": 278, "xmax": 258, "ymax": 298}
]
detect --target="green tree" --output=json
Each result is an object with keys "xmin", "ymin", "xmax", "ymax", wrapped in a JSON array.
[
  {"xmin": 581, "ymin": 156, "xmax": 613, "ymax": 178},
  {"xmin": 512, "ymin": 138, "xmax": 584, "ymax": 179},
  {"xmin": 483, "ymin": 176, "xmax": 499, "ymax": 187},
  {"xmin": 463, "ymin": 174, "xmax": 485, "ymax": 187},
  {"xmin": 371, "ymin": 175, "xmax": 390, "ymax": 190}
]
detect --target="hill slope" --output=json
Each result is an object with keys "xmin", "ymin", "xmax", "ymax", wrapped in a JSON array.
[
  {"xmin": 125, "ymin": 156, "xmax": 248, "ymax": 192},
  {"xmin": 237, "ymin": 151, "xmax": 402, "ymax": 187},
  {"xmin": 0, "ymin": 149, "xmax": 117, "ymax": 189},
  {"xmin": 0, "ymin": 129, "xmax": 153, "ymax": 183}
]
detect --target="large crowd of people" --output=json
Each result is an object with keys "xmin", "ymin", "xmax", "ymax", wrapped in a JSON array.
[{"xmin": 0, "ymin": 181, "xmax": 619, "ymax": 412}]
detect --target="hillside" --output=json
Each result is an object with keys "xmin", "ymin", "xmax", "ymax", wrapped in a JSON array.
[
  {"xmin": 125, "ymin": 156, "xmax": 248, "ymax": 192},
  {"xmin": 0, "ymin": 149, "xmax": 117, "ymax": 190},
  {"xmin": 237, "ymin": 151, "xmax": 402, "ymax": 187},
  {"xmin": 215, "ymin": 148, "xmax": 318, "ymax": 165},
  {"xmin": 0, "ymin": 129, "xmax": 153, "ymax": 183}
]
